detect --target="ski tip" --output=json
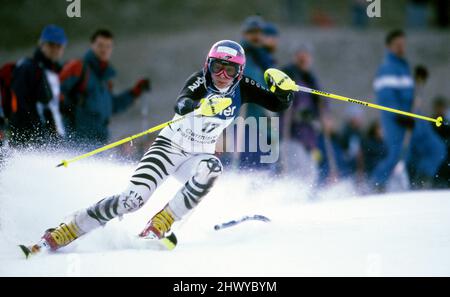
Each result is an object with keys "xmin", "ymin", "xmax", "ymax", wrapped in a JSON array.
[
  {"xmin": 18, "ymin": 245, "xmax": 31, "ymax": 259},
  {"xmin": 56, "ymin": 160, "xmax": 68, "ymax": 168},
  {"xmin": 160, "ymin": 233, "xmax": 178, "ymax": 251},
  {"xmin": 255, "ymin": 215, "xmax": 271, "ymax": 222}
]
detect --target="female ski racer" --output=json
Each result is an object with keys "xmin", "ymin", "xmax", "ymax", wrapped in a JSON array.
[{"xmin": 21, "ymin": 40, "xmax": 294, "ymax": 255}]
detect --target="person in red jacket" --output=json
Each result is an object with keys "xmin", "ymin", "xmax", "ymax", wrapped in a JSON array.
[{"xmin": 60, "ymin": 29, "xmax": 150, "ymax": 147}]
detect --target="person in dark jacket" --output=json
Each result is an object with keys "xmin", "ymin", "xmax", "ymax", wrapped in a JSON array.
[
  {"xmin": 362, "ymin": 121, "xmax": 388, "ymax": 178},
  {"xmin": 60, "ymin": 29, "xmax": 150, "ymax": 147},
  {"xmin": 9, "ymin": 25, "xmax": 67, "ymax": 147},
  {"xmin": 432, "ymin": 97, "xmax": 450, "ymax": 188},
  {"xmin": 262, "ymin": 22, "xmax": 280, "ymax": 68},
  {"xmin": 238, "ymin": 16, "xmax": 276, "ymax": 170},
  {"xmin": 339, "ymin": 106, "xmax": 365, "ymax": 181},
  {"xmin": 280, "ymin": 43, "xmax": 325, "ymax": 151},
  {"xmin": 279, "ymin": 44, "xmax": 331, "ymax": 178}
]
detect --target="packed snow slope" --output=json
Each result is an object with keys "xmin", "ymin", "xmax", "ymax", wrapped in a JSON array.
[{"xmin": 0, "ymin": 151, "xmax": 449, "ymax": 276}]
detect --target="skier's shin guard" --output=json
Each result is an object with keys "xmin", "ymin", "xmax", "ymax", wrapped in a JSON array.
[
  {"xmin": 168, "ymin": 156, "xmax": 223, "ymax": 219},
  {"xmin": 74, "ymin": 189, "xmax": 148, "ymax": 233}
]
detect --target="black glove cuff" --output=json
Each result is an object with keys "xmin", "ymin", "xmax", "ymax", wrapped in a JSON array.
[{"xmin": 275, "ymin": 87, "xmax": 293, "ymax": 103}]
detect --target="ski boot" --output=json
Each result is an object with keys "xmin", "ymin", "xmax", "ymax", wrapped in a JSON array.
[
  {"xmin": 139, "ymin": 207, "xmax": 178, "ymax": 250},
  {"xmin": 19, "ymin": 222, "xmax": 83, "ymax": 258}
]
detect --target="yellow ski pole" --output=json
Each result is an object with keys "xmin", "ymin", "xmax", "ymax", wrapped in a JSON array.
[
  {"xmin": 264, "ymin": 68, "xmax": 444, "ymax": 127},
  {"xmin": 57, "ymin": 97, "xmax": 232, "ymax": 168},
  {"xmin": 295, "ymin": 85, "xmax": 443, "ymax": 127}
]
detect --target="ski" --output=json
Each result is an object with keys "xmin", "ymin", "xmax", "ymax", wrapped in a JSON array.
[
  {"xmin": 19, "ymin": 245, "xmax": 34, "ymax": 259},
  {"xmin": 159, "ymin": 232, "xmax": 178, "ymax": 250},
  {"xmin": 214, "ymin": 214, "xmax": 271, "ymax": 231},
  {"xmin": 18, "ymin": 240, "xmax": 48, "ymax": 259}
]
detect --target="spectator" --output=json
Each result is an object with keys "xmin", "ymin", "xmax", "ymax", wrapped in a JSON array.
[
  {"xmin": 432, "ymin": 97, "xmax": 450, "ymax": 188},
  {"xmin": 362, "ymin": 121, "xmax": 387, "ymax": 178},
  {"xmin": 280, "ymin": 44, "xmax": 337, "ymax": 181},
  {"xmin": 371, "ymin": 30, "xmax": 446, "ymax": 191},
  {"xmin": 240, "ymin": 16, "xmax": 273, "ymax": 75},
  {"xmin": 262, "ymin": 22, "xmax": 279, "ymax": 67},
  {"xmin": 413, "ymin": 65, "xmax": 428, "ymax": 104},
  {"xmin": 407, "ymin": 65, "xmax": 446, "ymax": 188},
  {"xmin": 317, "ymin": 116, "xmax": 348, "ymax": 185},
  {"xmin": 60, "ymin": 29, "xmax": 150, "ymax": 147},
  {"xmin": 237, "ymin": 16, "xmax": 274, "ymax": 170},
  {"xmin": 279, "ymin": 43, "xmax": 330, "ymax": 180},
  {"xmin": 8, "ymin": 25, "xmax": 67, "ymax": 147},
  {"xmin": 339, "ymin": 106, "xmax": 365, "ymax": 181}
]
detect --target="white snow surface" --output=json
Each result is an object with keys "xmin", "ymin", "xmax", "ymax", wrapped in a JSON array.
[{"xmin": 0, "ymin": 151, "xmax": 449, "ymax": 276}]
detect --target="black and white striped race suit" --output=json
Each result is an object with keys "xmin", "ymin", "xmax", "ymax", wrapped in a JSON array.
[{"xmin": 70, "ymin": 70, "xmax": 291, "ymax": 235}]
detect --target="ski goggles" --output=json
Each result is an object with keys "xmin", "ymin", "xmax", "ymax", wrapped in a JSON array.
[{"xmin": 208, "ymin": 59, "xmax": 240, "ymax": 79}]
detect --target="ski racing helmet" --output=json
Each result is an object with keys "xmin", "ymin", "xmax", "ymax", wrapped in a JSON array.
[{"xmin": 203, "ymin": 40, "xmax": 246, "ymax": 94}]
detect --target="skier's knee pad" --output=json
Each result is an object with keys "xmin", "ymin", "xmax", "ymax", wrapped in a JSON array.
[
  {"xmin": 168, "ymin": 157, "xmax": 223, "ymax": 219},
  {"xmin": 194, "ymin": 156, "xmax": 223, "ymax": 186},
  {"xmin": 119, "ymin": 189, "xmax": 147, "ymax": 213}
]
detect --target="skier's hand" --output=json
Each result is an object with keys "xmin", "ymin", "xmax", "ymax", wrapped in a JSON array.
[
  {"xmin": 132, "ymin": 78, "xmax": 151, "ymax": 97},
  {"xmin": 176, "ymin": 97, "xmax": 222, "ymax": 117},
  {"xmin": 396, "ymin": 115, "xmax": 415, "ymax": 129},
  {"xmin": 264, "ymin": 68, "xmax": 294, "ymax": 103},
  {"xmin": 264, "ymin": 68, "xmax": 299, "ymax": 91},
  {"xmin": 265, "ymin": 74, "xmax": 293, "ymax": 103},
  {"xmin": 197, "ymin": 97, "xmax": 232, "ymax": 117}
]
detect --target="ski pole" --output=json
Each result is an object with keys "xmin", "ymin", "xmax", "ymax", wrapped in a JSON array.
[
  {"xmin": 296, "ymin": 85, "xmax": 443, "ymax": 127},
  {"xmin": 264, "ymin": 68, "xmax": 444, "ymax": 127},
  {"xmin": 214, "ymin": 215, "xmax": 271, "ymax": 231},
  {"xmin": 56, "ymin": 97, "xmax": 232, "ymax": 168}
]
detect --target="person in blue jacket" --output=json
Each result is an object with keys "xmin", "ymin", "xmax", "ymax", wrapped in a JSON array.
[
  {"xmin": 370, "ymin": 30, "xmax": 446, "ymax": 191},
  {"xmin": 60, "ymin": 29, "xmax": 150, "ymax": 147}
]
